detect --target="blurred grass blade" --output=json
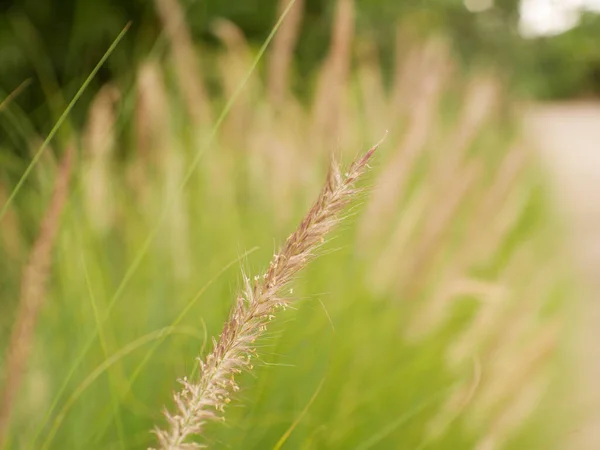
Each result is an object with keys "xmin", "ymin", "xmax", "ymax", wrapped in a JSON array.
[
  {"xmin": 0, "ymin": 22, "xmax": 130, "ymax": 223},
  {"xmin": 81, "ymin": 252, "xmax": 126, "ymax": 449},
  {"xmin": 39, "ymin": 326, "xmax": 204, "ymax": 450},
  {"xmin": 0, "ymin": 146, "xmax": 73, "ymax": 449},
  {"xmin": 92, "ymin": 247, "xmax": 259, "ymax": 442},
  {"xmin": 124, "ymin": 247, "xmax": 259, "ymax": 393},
  {"xmin": 353, "ymin": 387, "xmax": 451, "ymax": 450},
  {"xmin": 273, "ymin": 378, "xmax": 325, "ymax": 450},
  {"xmin": 31, "ymin": 248, "xmax": 257, "ymax": 448},
  {"xmin": 0, "ymin": 79, "xmax": 32, "ymax": 114}
]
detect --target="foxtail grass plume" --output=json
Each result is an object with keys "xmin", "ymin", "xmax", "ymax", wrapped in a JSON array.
[
  {"xmin": 154, "ymin": 0, "xmax": 212, "ymax": 125},
  {"xmin": 311, "ymin": 0, "xmax": 354, "ymax": 149},
  {"xmin": 153, "ymin": 141, "xmax": 381, "ymax": 449},
  {"xmin": 268, "ymin": 0, "xmax": 305, "ymax": 108},
  {"xmin": 82, "ymin": 84, "xmax": 119, "ymax": 234},
  {"xmin": 0, "ymin": 146, "xmax": 73, "ymax": 443}
]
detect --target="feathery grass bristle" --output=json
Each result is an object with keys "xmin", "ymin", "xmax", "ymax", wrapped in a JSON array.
[{"xmin": 153, "ymin": 143, "xmax": 379, "ymax": 449}]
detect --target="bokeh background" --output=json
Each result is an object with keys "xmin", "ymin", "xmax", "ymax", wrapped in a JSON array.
[{"xmin": 1, "ymin": 0, "xmax": 599, "ymax": 449}]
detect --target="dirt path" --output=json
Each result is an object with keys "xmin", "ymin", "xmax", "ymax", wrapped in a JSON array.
[{"xmin": 524, "ymin": 102, "xmax": 600, "ymax": 450}]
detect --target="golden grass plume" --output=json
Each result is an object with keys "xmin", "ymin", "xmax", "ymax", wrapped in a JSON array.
[
  {"xmin": 152, "ymin": 142, "xmax": 380, "ymax": 449},
  {"xmin": 0, "ymin": 146, "xmax": 73, "ymax": 443}
]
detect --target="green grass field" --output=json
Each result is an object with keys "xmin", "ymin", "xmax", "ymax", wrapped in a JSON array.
[{"xmin": 0, "ymin": 2, "xmax": 577, "ymax": 448}]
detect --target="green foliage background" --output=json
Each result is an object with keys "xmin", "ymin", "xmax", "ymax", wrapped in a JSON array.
[{"xmin": 1, "ymin": 0, "xmax": 600, "ymax": 127}]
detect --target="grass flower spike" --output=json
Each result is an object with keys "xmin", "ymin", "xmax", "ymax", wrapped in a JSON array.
[{"xmin": 153, "ymin": 141, "xmax": 380, "ymax": 449}]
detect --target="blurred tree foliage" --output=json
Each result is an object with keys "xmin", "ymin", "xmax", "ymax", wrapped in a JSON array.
[
  {"xmin": 0, "ymin": 0, "xmax": 599, "ymax": 135},
  {"xmin": 519, "ymin": 12, "xmax": 600, "ymax": 99}
]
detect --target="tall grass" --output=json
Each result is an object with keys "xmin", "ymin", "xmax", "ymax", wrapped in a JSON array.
[
  {"xmin": 0, "ymin": 147, "xmax": 73, "ymax": 445},
  {"xmin": 0, "ymin": 0, "xmax": 574, "ymax": 448}
]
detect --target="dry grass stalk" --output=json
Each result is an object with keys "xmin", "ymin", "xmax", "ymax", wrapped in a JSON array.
[
  {"xmin": 356, "ymin": 42, "xmax": 388, "ymax": 137},
  {"xmin": 367, "ymin": 186, "xmax": 428, "ymax": 295},
  {"xmin": 454, "ymin": 145, "xmax": 528, "ymax": 265},
  {"xmin": 246, "ymin": 101, "xmax": 311, "ymax": 226},
  {"xmin": 268, "ymin": 0, "xmax": 305, "ymax": 108},
  {"xmin": 152, "ymin": 143, "xmax": 380, "ymax": 449},
  {"xmin": 390, "ymin": 58, "xmax": 422, "ymax": 124},
  {"xmin": 162, "ymin": 144, "xmax": 192, "ymax": 281},
  {"xmin": 427, "ymin": 75, "xmax": 498, "ymax": 185},
  {"xmin": 444, "ymin": 287, "xmax": 509, "ymax": 368},
  {"xmin": 154, "ymin": 0, "xmax": 212, "ymax": 126},
  {"xmin": 403, "ymin": 146, "xmax": 530, "ymax": 340},
  {"xmin": 397, "ymin": 161, "xmax": 482, "ymax": 296},
  {"xmin": 82, "ymin": 84, "xmax": 119, "ymax": 233},
  {"xmin": 311, "ymin": 0, "xmax": 355, "ymax": 148},
  {"xmin": 390, "ymin": 28, "xmax": 421, "ymax": 122},
  {"xmin": 84, "ymin": 84, "xmax": 120, "ymax": 160},
  {"xmin": 326, "ymin": 0, "xmax": 354, "ymax": 88},
  {"xmin": 0, "ymin": 146, "xmax": 73, "ymax": 443},
  {"xmin": 474, "ymin": 374, "xmax": 549, "ymax": 450},
  {"xmin": 366, "ymin": 77, "xmax": 501, "ymax": 296},
  {"xmin": 443, "ymin": 247, "xmax": 540, "ymax": 367},
  {"xmin": 136, "ymin": 60, "xmax": 171, "ymax": 164},
  {"xmin": 468, "ymin": 322, "xmax": 557, "ymax": 433},
  {"xmin": 406, "ymin": 192, "xmax": 529, "ymax": 342},
  {"xmin": 436, "ymin": 257, "xmax": 560, "ymax": 446},
  {"xmin": 212, "ymin": 19, "xmax": 256, "ymax": 148},
  {"xmin": 131, "ymin": 60, "xmax": 172, "ymax": 217},
  {"xmin": 357, "ymin": 39, "xmax": 449, "ymax": 248},
  {"xmin": 425, "ymin": 254, "xmax": 559, "ymax": 445},
  {"xmin": 479, "ymin": 272, "xmax": 557, "ymax": 381},
  {"xmin": 406, "ymin": 276, "xmax": 507, "ymax": 343}
]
